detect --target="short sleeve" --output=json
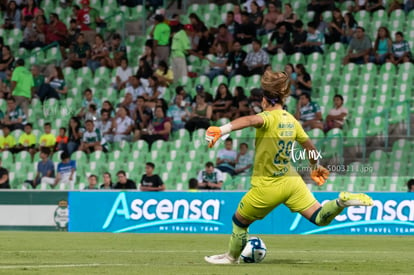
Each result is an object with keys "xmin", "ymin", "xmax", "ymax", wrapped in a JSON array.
[
  {"xmin": 216, "ymin": 169, "xmax": 224, "ymax": 182},
  {"xmin": 313, "ymin": 102, "xmax": 321, "ymax": 113},
  {"xmin": 294, "ymin": 119, "xmax": 309, "ymax": 144},
  {"xmin": 257, "ymin": 111, "xmax": 272, "ymax": 129},
  {"xmin": 71, "ymin": 160, "xmax": 77, "ymax": 170},
  {"xmin": 157, "ymin": 175, "xmax": 164, "ymax": 186},
  {"xmin": 197, "ymin": 171, "xmax": 203, "ymax": 183}
]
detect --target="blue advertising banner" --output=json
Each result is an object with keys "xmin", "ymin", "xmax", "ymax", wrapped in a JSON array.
[{"xmin": 69, "ymin": 192, "xmax": 414, "ymax": 235}]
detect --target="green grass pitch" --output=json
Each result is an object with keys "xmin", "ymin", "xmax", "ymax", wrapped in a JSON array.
[{"xmin": 0, "ymin": 232, "xmax": 413, "ymax": 275}]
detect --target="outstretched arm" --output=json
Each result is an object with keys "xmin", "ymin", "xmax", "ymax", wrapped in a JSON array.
[{"xmin": 205, "ymin": 115, "xmax": 264, "ymax": 148}]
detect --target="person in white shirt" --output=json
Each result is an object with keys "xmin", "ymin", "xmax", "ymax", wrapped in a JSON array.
[
  {"xmin": 114, "ymin": 57, "xmax": 132, "ymax": 90},
  {"xmin": 197, "ymin": 162, "xmax": 224, "ymax": 190},
  {"xmin": 234, "ymin": 143, "xmax": 253, "ymax": 176},
  {"xmin": 216, "ymin": 137, "xmax": 237, "ymax": 176},
  {"xmin": 113, "ymin": 106, "xmax": 134, "ymax": 142},
  {"xmin": 124, "ymin": 75, "xmax": 141, "ymax": 101},
  {"xmin": 96, "ymin": 110, "xmax": 113, "ymax": 143},
  {"xmin": 325, "ymin": 94, "xmax": 348, "ymax": 132}
]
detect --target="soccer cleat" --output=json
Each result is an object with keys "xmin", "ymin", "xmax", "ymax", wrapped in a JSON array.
[
  {"xmin": 204, "ymin": 253, "xmax": 238, "ymax": 265},
  {"xmin": 338, "ymin": 192, "xmax": 374, "ymax": 207}
]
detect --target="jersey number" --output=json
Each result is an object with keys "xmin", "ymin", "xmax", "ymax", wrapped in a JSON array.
[{"xmin": 273, "ymin": 140, "xmax": 293, "ymax": 165}]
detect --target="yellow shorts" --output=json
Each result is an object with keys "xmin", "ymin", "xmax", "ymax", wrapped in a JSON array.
[{"xmin": 237, "ymin": 176, "xmax": 317, "ymax": 221}]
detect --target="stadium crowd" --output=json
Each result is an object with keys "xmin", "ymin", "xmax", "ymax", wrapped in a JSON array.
[{"xmin": 0, "ymin": 0, "xmax": 413, "ymax": 190}]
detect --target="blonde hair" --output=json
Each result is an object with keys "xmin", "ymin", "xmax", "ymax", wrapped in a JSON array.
[{"xmin": 260, "ymin": 70, "xmax": 291, "ymax": 104}]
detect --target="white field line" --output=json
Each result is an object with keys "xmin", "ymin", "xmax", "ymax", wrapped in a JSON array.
[
  {"xmin": 0, "ymin": 250, "xmax": 396, "ymax": 254},
  {"xmin": 0, "ymin": 263, "xmax": 132, "ymax": 269}
]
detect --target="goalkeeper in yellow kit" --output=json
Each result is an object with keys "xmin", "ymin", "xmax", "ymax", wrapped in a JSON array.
[{"xmin": 204, "ymin": 71, "xmax": 374, "ymax": 264}]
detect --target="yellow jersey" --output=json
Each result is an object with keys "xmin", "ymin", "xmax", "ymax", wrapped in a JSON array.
[
  {"xmin": 39, "ymin": 133, "xmax": 56, "ymax": 147},
  {"xmin": 251, "ymin": 109, "xmax": 309, "ymax": 186},
  {"xmin": 0, "ymin": 135, "xmax": 16, "ymax": 149},
  {"xmin": 18, "ymin": 133, "xmax": 36, "ymax": 147}
]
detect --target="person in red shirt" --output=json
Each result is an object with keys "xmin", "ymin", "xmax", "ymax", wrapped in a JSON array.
[
  {"xmin": 46, "ymin": 13, "xmax": 68, "ymax": 46},
  {"xmin": 56, "ymin": 127, "xmax": 69, "ymax": 152},
  {"xmin": 76, "ymin": 0, "xmax": 104, "ymax": 45}
]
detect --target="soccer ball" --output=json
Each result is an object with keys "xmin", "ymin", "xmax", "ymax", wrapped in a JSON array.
[{"xmin": 240, "ymin": 237, "xmax": 267, "ymax": 263}]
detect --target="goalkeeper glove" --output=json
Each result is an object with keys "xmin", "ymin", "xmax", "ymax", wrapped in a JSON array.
[
  {"xmin": 310, "ymin": 164, "xmax": 330, "ymax": 186},
  {"xmin": 205, "ymin": 123, "xmax": 232, "ymax": 148}
]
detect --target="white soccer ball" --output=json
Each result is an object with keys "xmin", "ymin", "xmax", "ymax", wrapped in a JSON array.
[{"xmin": 240, "ymin": 237, "xmax": 267, "ymax": 263}]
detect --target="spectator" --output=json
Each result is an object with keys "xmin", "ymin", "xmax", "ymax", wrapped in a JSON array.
[
  {"xmin": 136, "ymin": 57, "xmax": 154, "ymax": 82},
  {"xmin": 168, "ymin": 13, "xmax": 183, "ymax": 35},
  {"xmin": 39, "ymin": 122, "xmax": 56, "ymax": 151},
  {"xmin": 243, "ymin": 0, "xmax": 266, "ymax": 13},
  {"xmin": 249, "ymin": 1, "xmax": 264, "ymax": 32},
  {"xmin": 56, "ymin": 127, "xmax": 68, "ymax": 152},
  {"xmin": 185, "ymin": 93, "xmax": 212, "ymax": 134},
  {"xmin": 173, "ymin": 86, "xmax": 192, "ymax": 106},
  {"xmin": 108, "ymin": 33, "xmax": 127, "ymax": 68},
  {"xmin": 31, "ymin": 65, "xmax": 44, "ymax": 95},
  {"xmin": 205, "ymin": 42, "xmax": 228, "ymax": 81},
  {"xmin": 341, "ymin": 13, "xmax": 358, "ymax": 44},
  {"xmin": 66, "ymin": 33, "xmax": 91, "ymax": 69},
  {"xmin": 152, "ymin": 14, "xmax": 171, "ymax": 63},
  {"xmin": 301, "ymin": 21, "xmax": 324, "ymax": 55},
  {"xmin": 291, "ymin": 20, "xmax": 307, "ymax": 54},
  {"xmin": 197, "ymin": 161, "xmax": 224, "ymax": 190},
  {"xmin": 366, "ymin": 26, "xmax": 392, "ymax": 65},
  {"xmin": 366, "ymin": 0, "xmax": 385, "ymax": 12},
  {"xmin": 29, "ymin": 147, "xmax": 55, "ymax": 189},
  {"xmin": 188, "ymin": 13, "xmax": 207, "ymax": 44},
  {"xmin": 96, "ymin": 110, "xmax": 114, "ymax": 143},
  {"xmin": 113, "ymin": 57, "xmax": 132, "ymax": 90},
  {"xmin": 230, "ymin": 86, "xmax": 249, "ymax": 119},
  {"xmin": 192, "ymin": 84, "xmax": 214, "ymax": 104},
  {"xmin": 11, "ymin": 59, "xmax": 33, "ymax": 119},
  {"xmin": 234, "ymin": 143, "xmax": 253, "ymax": 176},
  {"xmin": 76, "ymin": 0, "xmax": 104, "ymax": 45},
  {"xmin": 265, "ymin": 23, "xmax": 291, "ymax": 55},
  {"xmin": 242, "ymin": 39, "xmax": 269, "ymax": 76},
  {"xmin": 20, "ymin": 15, "xmax": 44, "ymax": 50},
  {"xmin": 407, "ymin": 179, "xmax": 414, "ymax": 192},
  {"xmin": 325, "ymin": 94, "xmax": 348, "ymax": 132},
  {"xmin": 67, "ymin": 19, "xmax": 81, "ymax": 48},
  {"xmin": 84, "ymin": 174, "xmax": 98, "ymax": 190},
  {"xmin": 118, "ymin": 92, "xmax": 135, "ymax": 115},
  {"xmin": 5, "ymin": 1, "xmax": 21, "ymax": 29},
  {"xmin": 167, "ymin": 94, "xmax": 190, "ymax": 132},
  {"xmin": 139, "ymin": 162, "xmax": 165, "ymax": 191},
  {"xmin": 225, "ymin": 11, "xmax": 240, "ymax": 37},
  {"xmin": 100, "ymin": 172, "xmax": 113, "ymax": 189},
  {"xmin": 123, "ymin": 75, "xmax": 140, "ymax": 101},
  {"xmin": 34, "ymin": 15, "xmax": 48, "ymax": 45},
  {"xmin": 113, "ymin": 106, "xmax": 134, "ymax": 142},
  {"xmin": 0, "ymin": 46, "xmax": 15, "ymax": 81},
  {"xmin": 214, "ymin": 24, "xmax": 234, "ymax": 53},
  {"xmin": 195, "ymin": 26, "xmax": 215, "ymax": 57},
  {"xmin": 17, "ymin": 123, "xmax": 36, "ymax": 155},
  {"xmin": 0, "ymin": 158, "xmax": 10, "ymax": 189},
  {"xmin": 235, "ymin": 11, "xmax": 256, "ymax": 45},
  {"xmin": 233, "ymin": 5, "xmax": 242, "ymax": 24},
  {"xmin": 388, "ymin": 31, "xmax": 412, "ymax": 65},
  {"xmin": 22, "ymin": 0, "xmax": 40, "ymax": 18},
  {"xmin": 261, "ymin": 2, "xmax": 282, "ymax": 34},
  {"xmin": 101, "ymin": 100, "xmax": 116, "ymax": 117},
  {"xmin": 226, "ymin": 41, "xmax": 247, "ymax": 78},
  {"xmin": 281, "ymin": 3, "xmax": 297, "ymax": 31},
  {"xmin": 140, "ymin": 106, "xmax": 171, "ymax": 146},
  {"xmin": 405, "ymin": 0, "xmax": 414, "ymax": 13},
  {"xmin": 248, "ymin": 88, "xmax": 263, "ymax": 114},
  {"xmin": 139, "ymin": 75, "xmax": 165, "ymax": 102},
  {"xmin": 78, "ymin": 88, "xmax": 101, "ymax": 118},
  {"xmin": 132, "ymin": 97, "xmax": 152, "ymax": 139},
  {"xmin": 4, "ymin": 97, "xmax": 26, "ymax": 131},
  {"xmin": 0, "ymin": 126, "xmax": 16, "ymax": 152},
  {"xmin": 216, "ymin": 137, "xmax": 237, "ymax": 176},
  {"xmin": 343, "ymin": 27, "xmax": 372, "ymax": 65},
  {"xmin": 67, "ymin": 116, "xmax": 83, "ymax": 155},
  {"xmin": 140, "ymin": 44, "xmax": 158, "ymax": 71},
  {"xmin": 188, "ymin": 178, "xmax": 198, "ymax": 191},
  {"xmin": 45, "ymin": 13, "xmax": 68, "ymax": 46},
  {"xmin": 312, "ymin": 12, "xmax": 329, "ymax": 35},
  {"xmin": 153, "ymin": 61, "xmax": 173, "ymax": 88},
  {"xmin": 285, "ymin": 63, "xmax": 297, "ymax": 97},
  {"xmin": 114, "ymin": 170, "xmax": 136, "ymax": 190},
  {"xmin": 326, "ymin": 8, "xmax": 344, "ymax": 45},
  {"xmin": 171, "ymin": 24, "xmax": 193, "ymax": 81},
  {"xmin": 87, "ymin": 34, "xmax": 110, "ymax": 72},
  {"xmin": 0, "ymin": 71, "xmax": 12, "ymax": 99},
  {"xmin": 42, "ymin": 151, "xmax": 76, "ymax": 189},
  {"xmin": 295, "ymin": 93, "xmax": 323, "ymax": 131},
  {"xmin": 37, "ymin": 66, "xmax": 68, "ymax": 102},
  {"xmin": 212, "ymin": 83, "xmax": 233, "ymax": 120},
  {"xmin": 295, "ymin": 64, "xmax": 312, "ymax": 97},
  {"xmin": 79, "ymin": 119, "xmax": 104, "ymax": 153}
]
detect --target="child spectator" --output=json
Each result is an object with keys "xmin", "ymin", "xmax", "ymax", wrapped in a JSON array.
[
  {"xmin": 0, "ymin": 159, "xmax": 10, "ymax": 189},
  {"xmin": 56, "ymin": 127, "xmax": 68, "ymax": 152},
  {"xmin": 114, "ymin": 57, "xmax": 133, "ymax": 90},
  {"xmin": 216, "ymin": 137, "xmax": 237, "ymax": 176},
  {"xmin": 0, "ymin": 126, "xmax": 16, "ymax": 153},
  {"xmin": 234, "ymin": 143, "xmax": 253, "ymax": 176},
  {"xmin": 29, "ymin": 147, "xmax": 55, "ymax": 188},
  {"xmin": 325, "ymin": 94, "xmax": 348, "ymax": 132},
  {"xmin": 100, "ymin": 172, "xmax": 113, "ymax": 189},
  {"xmin": 84, "ymin": 174, "xmax": 98, "ymax": 189},
  {"xmin": 114, "ymin": 170, "xmax": 136, "ymax": 190},
  {"xmin": 17, "ymin": 123, "xmax": 36, "ymax": 155},
  {"xmin": 139, "ymin": 162, "xmax": 165, "ymax": 191},
  {"xmin": 295, "ymin": 93, "xmax": 323, "ymax": 131},
  {"xmin": 42, "ymin": 151, "xmax": 76, "ymax": 189},
  {"xmin": 39, "ymin": 122, "xmax": 56, "ymax": 151},
  {"xmin": 79, "ymin": 119, "xmax": 104, "ymax": 153},
  {"xmin": 388, "ymin": 31, "xmax": 412, "ymax": 65}
]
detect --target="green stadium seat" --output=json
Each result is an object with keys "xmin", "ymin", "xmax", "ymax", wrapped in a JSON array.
[
  {"xmin": 194, "ymin": 75, "xmax": 211, "ymax": 92},
  {"xmin": 289, "ymin": 52, "xmax": 306, "ymax": 64},
  {"xmin": 365, "ymin": 115, "xmax": 387, "ymax": 136},
  {"xmin": 205, "ymin": 3, "xmax": 219, "ymax": 14},
  {"xmin": 220, "ymin": 3, "xmax": 234, "ymax": 13},
  {"xmin": 392, "ymin": 139, "xmax": 411, "ymax": 152},
  {"xmin": 187, "ymin": 3, "xmax": 204, "ymax": 17}
]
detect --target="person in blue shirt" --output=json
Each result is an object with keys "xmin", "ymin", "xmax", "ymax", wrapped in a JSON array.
[
  {"xmin": 42, "ymin": 152, "xmax": 76, "ymax": 189},
  {"xmin": 30, "ymin": 148, "xmax": 55, "ymax": 188}
]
